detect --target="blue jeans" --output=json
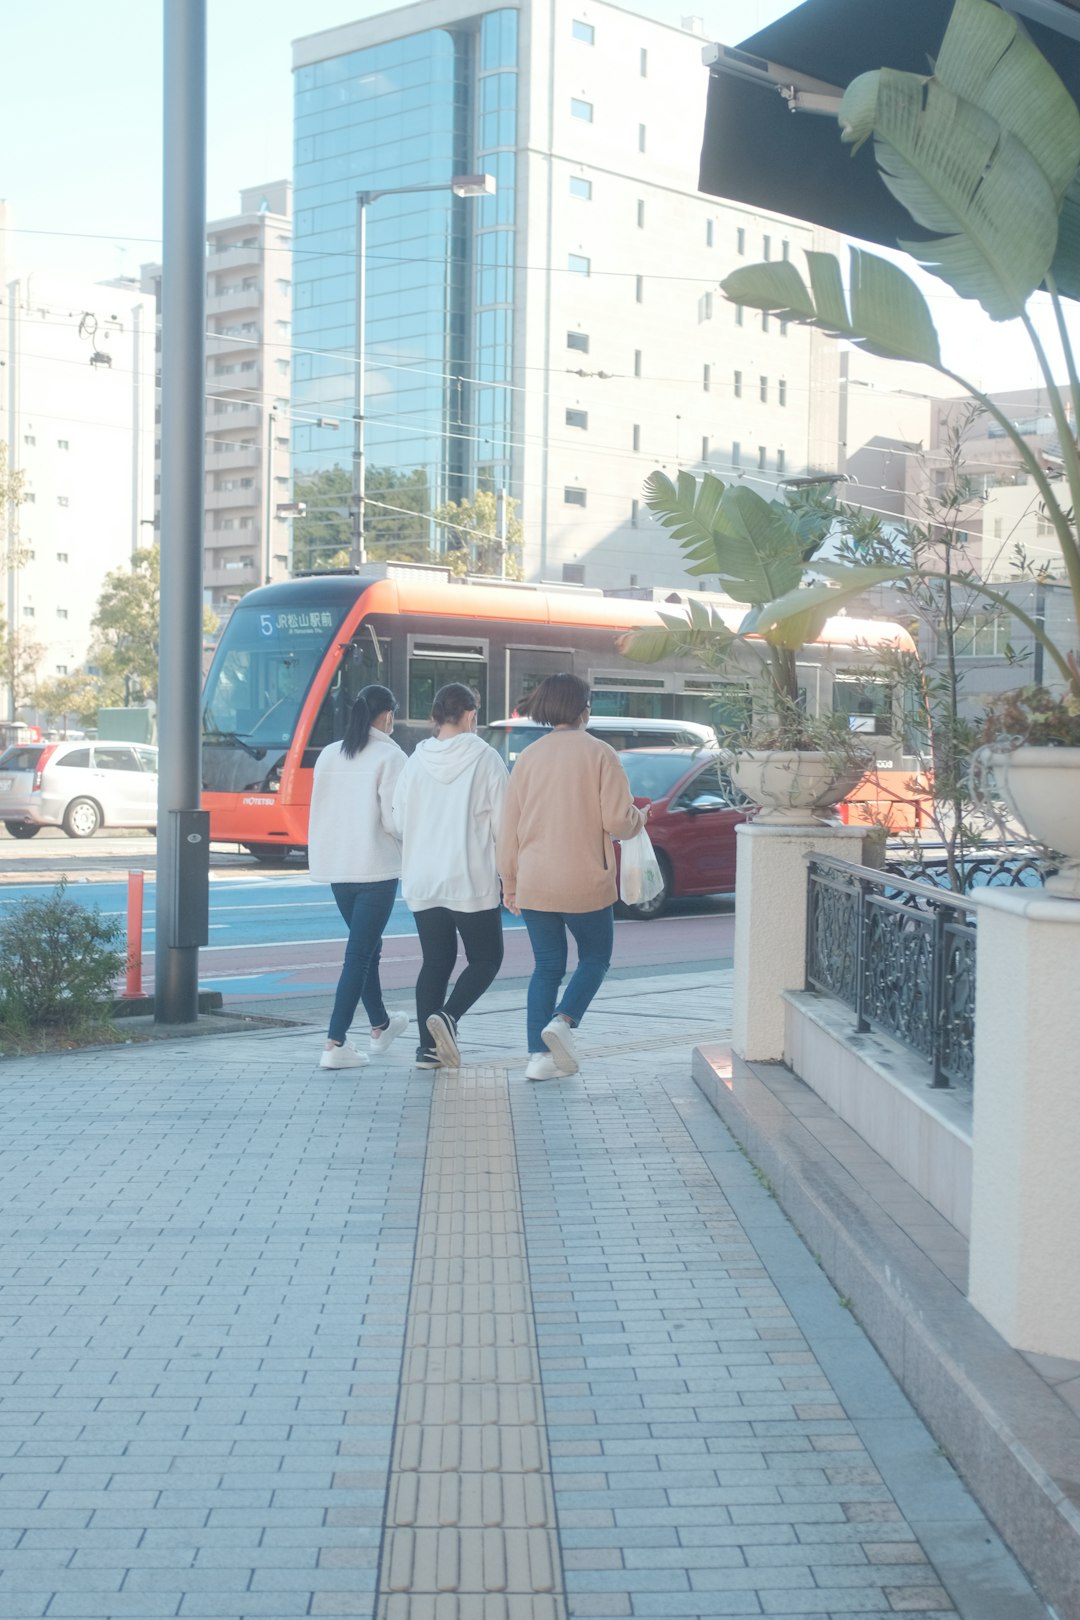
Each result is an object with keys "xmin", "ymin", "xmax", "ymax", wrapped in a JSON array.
[
  {"xmin": 521, "ymin": 907, "xmax": 614, "ymax": 1053},
  {"xmin": 328, "ymin": 879, "xmax": 399, "ymax": 1044}
]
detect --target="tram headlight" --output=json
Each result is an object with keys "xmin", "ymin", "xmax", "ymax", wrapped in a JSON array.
[{"xmin": 264, "ymin": 762, "xmax": 283, "ymax": 794}]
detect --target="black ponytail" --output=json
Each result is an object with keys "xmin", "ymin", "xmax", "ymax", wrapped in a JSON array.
[{"xmin": 341, "ymin": 684, "xmax": 398, "ymax": 758}]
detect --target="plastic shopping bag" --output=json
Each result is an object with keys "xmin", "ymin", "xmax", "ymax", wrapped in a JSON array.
[{"xmin": 618, "ymin": 827, "xmax": 665, "ymax": 907}]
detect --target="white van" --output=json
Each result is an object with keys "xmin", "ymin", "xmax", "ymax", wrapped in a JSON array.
[{"xmin": 479, "ymin": 715, "xmax": 718, "ymax": 767}]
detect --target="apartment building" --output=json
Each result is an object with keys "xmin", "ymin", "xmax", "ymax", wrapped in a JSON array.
[
  {"xmin": 291, "ymin": 0, "xmax": 841, "ymax": 590},
  {"xmin": 141, "ymin": 181, "xmax": 293, "ymax": 612},
  {"xmin": 0, "ymin": 257, "xmax": 155, "ymax": 715}
]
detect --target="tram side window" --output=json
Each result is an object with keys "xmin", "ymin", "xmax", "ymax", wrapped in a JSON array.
[
  {"xmin": 408, "ymin": 655, "xmax": 488, "ymax": 721},
  {"xmin": 832, "ymin": 677, "xmax": 892, "ymax": 736},
  {"xmin": 309, "ymin": 638, "xmax": 391, "ymax": 752}
]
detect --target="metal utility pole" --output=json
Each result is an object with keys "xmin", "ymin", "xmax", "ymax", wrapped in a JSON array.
[
  {"xmin": 352, "ymin": 197, "xmax": 368, "ymax": 571},
  {"xmin": 264, "ymin": 405, "xmax": 276, "ymax": 583},
  {"xmin": 496, "ymin": 487, "xmax": 508, "ymax": 579},
  {"xmin": 155, "ymin": 0, "xmax": 210, "ymax": 1024}
]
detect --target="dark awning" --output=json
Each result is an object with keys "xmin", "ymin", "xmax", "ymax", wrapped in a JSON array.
[{"xmin": 698, "ymin": 0, "xmax": 1080, "ymax": 251}]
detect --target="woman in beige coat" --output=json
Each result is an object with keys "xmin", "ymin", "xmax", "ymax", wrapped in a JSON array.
[{"xmin": 497, "ymin": 672, "xmax": 646, "ymax": 1081}]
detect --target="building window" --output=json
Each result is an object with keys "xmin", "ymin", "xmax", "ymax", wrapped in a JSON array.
[
  {"xmin": 635, "ymin": 275, "xmax": 644, "ymax": 303},
  {"xmin": 570, "ymin": 176, "xmax": 592, "ymax": 199},
  {"xmin": 56, "ymin": 552, "xmax": 68, "ymax": 563},
  {"xmin": 56, "ymin": 665, "xmax": 68, "ymax": 676},
  {"xmin": 780, "ymin": 320, "xmax": 789, "ymax": 337},
  {"xmin": 572, "ymin": 18, "xmax": 594, "ymax": 41},
  {"xmin": 737, "ymin": 226, "xmax": 745, "ymax": 255},
  {"xmin": 564, "ymin": 486, "xmax": 587, "ymax": 506},
  {"xmin": 951, "ymin": 611, "xmax": 1014, "ymax": 658},
  {"xmin": 56, "ymin": 608, "xmax": 68, "ymax": 620},
  {"xmin": 758, "ymin": 445, "xmax": 767, "ymax": 470},
  {"xmin": 732, "ymin": 441, "xmax": 741, "ymax": 468},
  {"xmin": 24, "ymin": 492, "xmax": 35, "ymax": 503},
  {"xmin": 733, "ymin": 369, "xmax": 742, "ymax": 398},
  {"xmin": 57, "ymin": 496, "xmax": 69, "ymax": 507},
  {"xmin": 735, "ymin": 304, "xmax": 744, "ymax": 327},
  {"xmin": 703, "ymin": 364, "xmax": 711, "ymax": 392},
  {"xmin": 22, "ymin": 606, "xmax": 34, "ymax": 618},
  {"xmin": 571, "ymin": 98, "xmax": 594, "ymax": 121},
  {"xmin": 638, "ymin": 124, "xmax": 647, "ymax": 152},
  {"xmin": 23, "ymin": 434, "xmax": 35, "ymax": 446},
  {"xmin": 631, "ymin": 498, "xmax": 640, "ymax": 526},
  {"xmin": 632, "ymin": 424, "xmax": 641, "ymax": 451},
  {"xmin": 567, "ymin": 330, "xmax": 590, "ymax": 351},
  {"xmin": 763, "ymin": 234, "xmax": 771, "ymax": 260},
  {"xmin": 563, "ymin": 562, "xmax": 587, "ymax": 583},
  {"xmin": 782, "ymin": 239, "xmax": 790, "ymax": 261},
  {"xmin": 777, "ymin": 448, "xmax": 786, "ymax": 474},
  {"xmin": 568, "ymin": 253, "xmax": 591, "ymax": 275},
  {"xmin": 759, "ymin": 375, "xmax": 768, "ymax": 403},
  {"xmin": 640, "ymin": 47, "xmax": 648, "ymax": 75},
  {"xmin": 57, "ymin": 439, "xmax": 69, "ymax": 450},
  {"xmin": 762, "ymin": 312, "xmax": 770, "ymax": 333},
  {"xmin": 699, "ymin": 291, "xmax": 713, "ymax": 321},
  {"xmin": 779, "ymin": 379, "xmax": 787, "ymax": 407},
  {"xmin": 701, "ymin": 436, "xmax": 710, "ymax": 462},
  {"xmin": 633, "ymin": 349, "xmax": 642, "ymax": 377},
  {"xmin": 636, "ymin": 199, "xmax": 645, "ymax": 228},
  {"xmin": 566, "ymin": 408, "xmax": 588, "ymax": 429},
  {"xmin": 706, "ymin": 219, "xmax": 714, "ymax": 248}
]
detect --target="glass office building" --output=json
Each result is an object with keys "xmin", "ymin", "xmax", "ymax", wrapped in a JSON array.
[{"xmin": 291, "ymin": 11, "xmax": 518, "ymax": 558}]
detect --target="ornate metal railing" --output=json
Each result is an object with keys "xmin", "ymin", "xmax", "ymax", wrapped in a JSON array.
[
  {"xmin": 885, "ymin": 843, "xmax": 1054, "ymax": 893},
  {"xmin": 805, "ymin": 856, "xmax": 977, "ymax": 1088}
]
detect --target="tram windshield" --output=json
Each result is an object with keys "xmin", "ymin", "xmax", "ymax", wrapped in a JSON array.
[{"xmin": 201, "ymin": 597, "xmax": 348, "ymax": 792}]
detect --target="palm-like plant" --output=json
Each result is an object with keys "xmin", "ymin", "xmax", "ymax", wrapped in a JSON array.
[
  {"xmin": 618, "ymin": 472, "xmax": 897, "ymax": 747},
  {"xmin": 719, "ymin": 0, "xmax": 1080, "ymax": 696}
]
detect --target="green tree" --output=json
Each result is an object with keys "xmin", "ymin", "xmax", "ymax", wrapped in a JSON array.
[
  {"xmin": 88, "ymin": 544, "xmax": 161, "ymax": 704},
  {"xmin": 433, "ymin": 489, "xmax": 524, "ymax": 579},
  {"xmin": 292, "ymin": 464, "xmax": 433, "ymax": 570},
  {"xmin": 32, "ymin": 672, "xmax": 108, "ymax": 731}
]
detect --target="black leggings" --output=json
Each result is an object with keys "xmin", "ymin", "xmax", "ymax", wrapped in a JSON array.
[{"xmin": 413, "ymin": 906, "xmax": 504, "ymax": 1034}]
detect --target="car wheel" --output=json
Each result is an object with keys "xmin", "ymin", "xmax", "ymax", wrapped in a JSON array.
[
  {"xmin": 244, "ymin": 843, "xmax": 284, "ymax": 864},
  {"xmin": 623, "ymin": 850, "xmax": 672, "ymax": 921},
  {"xmin": 62, "ymin": 798, "xmax": 103, "ymax": 839},
  {"xmin": 4, "ymin": 821, "xmax": 41, "ymax": 839}
]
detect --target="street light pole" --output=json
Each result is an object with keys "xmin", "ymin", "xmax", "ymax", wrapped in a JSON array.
[
  {"xmin": 264, "ymin": 404, "xmax": 276, "ymax": 584},
  {"xmin": 156, "ymin": 0, "xmax": 208, "ymax": 1025},
  {"xmin": 351, "ymin": 175, "xmax": 495, "ymax": 573}
]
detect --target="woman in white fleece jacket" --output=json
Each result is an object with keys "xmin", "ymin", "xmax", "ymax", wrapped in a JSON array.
[
  {"xmin": 308, "ymin": 684, "xmax": 407, "ymax": 1071},
  {"xmin": 392, "ymin": 682, "xmax": 508, "ymax": 1070}
]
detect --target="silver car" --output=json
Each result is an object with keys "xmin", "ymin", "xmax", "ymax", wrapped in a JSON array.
[{"xmin": 0, "ymin": 741, "xmax": 158, "ymax": 838}]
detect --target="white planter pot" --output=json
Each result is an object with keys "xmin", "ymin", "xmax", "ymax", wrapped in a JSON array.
[
  {"xmin": 989, "ymin": 745, "xmax": 1080, "ymax": 900},
  {"xmin": 725, "ymin": 750, "xmax": 865, "ymax": 826}
]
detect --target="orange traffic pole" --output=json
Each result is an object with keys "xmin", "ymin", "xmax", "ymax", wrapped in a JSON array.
[{"xmin": 125, "ymin": 870, "xmax": 145, "ymax": 998}]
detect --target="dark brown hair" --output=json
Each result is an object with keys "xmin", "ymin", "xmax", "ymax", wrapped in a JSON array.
[
  {"xmin": 517, "ymin": 673, "xmax": 591, "ymax": 728},
  {"xmin": 431, "ymin": 683, "xmax": 480, "ymax": 727}
]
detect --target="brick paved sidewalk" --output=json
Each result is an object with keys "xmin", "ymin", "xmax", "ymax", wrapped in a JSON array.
[{"xmin": 0, "ymin": 972, "xmax": 1047, "ymax": 1620}]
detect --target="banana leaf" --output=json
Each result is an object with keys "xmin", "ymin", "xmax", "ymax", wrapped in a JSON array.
[
  {"xmin": 642, "ymin": 470, "xmax": 804, "ymax": 603},
  {"xmin": 742, "ymin": 565, "xmax": 908, "ymax": 651}
]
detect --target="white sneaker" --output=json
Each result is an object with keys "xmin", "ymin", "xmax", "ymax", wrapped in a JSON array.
[
  {"xmin": 541, "ymin": 1017, "xmax": 579, "ymax": 1075},
  {"xmin": 525, "ymin": 1052, "xmax": 560, "ymax": 1082},
  {"xmin": 319, "ymin": 1042, "xmax": 368, "ymax": 1070},
  {"xmin": 370, "ymin": 1013, "xmax": 408, "ymax": 1056}
]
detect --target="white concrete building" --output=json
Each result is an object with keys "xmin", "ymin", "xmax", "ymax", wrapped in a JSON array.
[
  {"xmin": 291, "ymin": 0, "xmax": 841, "ymax": 590},
  {"xmin": 141, "ymin": 180, "xmax": 293, "ymax": 612},
  {"xmin": 0, "ymin": 261, "xmax": 155, "ymax": 715}
]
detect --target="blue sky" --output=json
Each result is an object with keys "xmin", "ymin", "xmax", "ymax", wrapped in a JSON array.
[{"xmin": 0, "ymin": 0, "xmax": 1070, "ymax": 391}]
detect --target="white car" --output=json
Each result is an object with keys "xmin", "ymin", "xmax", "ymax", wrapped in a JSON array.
[
  {"xmin": 0, "ymin": 741, "xmax": 159, "ymax": 838},
  {"xmin": 479, "ymin": 714, "xmax": 719, "ymax": 767}
]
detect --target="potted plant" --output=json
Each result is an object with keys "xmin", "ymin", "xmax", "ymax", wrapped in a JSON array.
[
  {"xmin": 977, "ymin": 689, "xmax": 1080, "ymax": 897},
  {"xmin": 717, "ymin": 0, "xmax": 1080, "ymax": 866},
  {"xmin": 617, "ymin": 471, "xmax": 899, "ymax": 822}
]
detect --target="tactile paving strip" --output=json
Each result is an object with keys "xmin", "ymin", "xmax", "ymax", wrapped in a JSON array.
[{"xmin": 377, "ymin": 1067, "xmax": 567, "ymax": 1617}]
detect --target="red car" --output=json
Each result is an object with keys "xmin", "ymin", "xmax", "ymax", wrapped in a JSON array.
[{"xmin": 615, "ymin": 748, "xmax": 748, "ymax": 919}]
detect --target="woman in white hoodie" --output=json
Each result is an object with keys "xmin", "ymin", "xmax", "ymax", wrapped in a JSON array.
[
  {"xmin": 308, "ymin": 684, "xmax": 407, "ymax": 1071},
  {"xmin": 392, "ymin": 683, "xmax": 508, "ymax": 1069}
]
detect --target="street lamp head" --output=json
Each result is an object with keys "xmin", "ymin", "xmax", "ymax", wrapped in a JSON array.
[{"xmin": 450, "ymin": 173, "xmax": 496, "ymax": 197}]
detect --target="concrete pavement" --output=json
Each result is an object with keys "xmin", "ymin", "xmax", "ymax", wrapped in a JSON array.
[{"xmin": 0, "ymin": 970, "xmax": 1048, "ymax": 1620}]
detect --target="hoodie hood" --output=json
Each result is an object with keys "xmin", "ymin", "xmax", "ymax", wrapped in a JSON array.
[{"xmin": 412, "ymin": 731, "xmax": 491, "ymax": 784}]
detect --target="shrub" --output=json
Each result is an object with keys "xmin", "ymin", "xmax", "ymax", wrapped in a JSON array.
[
  {"xmin": 0, "ymin": 880, "xmax": 126, "ymax": 1037},
  {"xmin": 982, "ymin": 686, "xmax": 1080, "ymax": 749}
]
